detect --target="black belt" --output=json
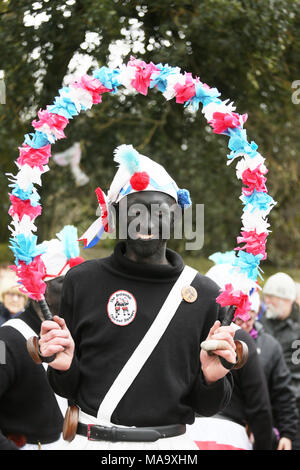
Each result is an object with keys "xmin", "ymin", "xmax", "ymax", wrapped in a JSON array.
[{"xmin": 77, "ymin": 422, "xmax": 186, "ymax": 442}]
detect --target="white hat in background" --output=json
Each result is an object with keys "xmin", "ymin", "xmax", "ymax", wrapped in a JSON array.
[
  {"xmin": 41, "ymin": 225, "xmax": 84, "ymax": 281},
  {"xmin": 205, "ymin": 262, "xmax": 257, "ymax": 293},
  {"xmin": 262, "ymin": 272, "xmax": 296, "ymax": 302}
]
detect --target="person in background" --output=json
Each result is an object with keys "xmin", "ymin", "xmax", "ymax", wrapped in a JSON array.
[
  {"xmin": 260, "ymin": 272, "xmax": 300, "ymax": 450},
  {"xmin": 0, "ymin": 225, "xmax": 84, "ymax": 450},
  {"xmin": 187, "ymin": 263, "xmax": 273, "ymax": 450},
  {"xmin": 0, "ymin": 273, "xmax": 28, "ymax": 326},
  {"xmin": 235, "ymin": 290, "xmax": 298, "ymax": 450}
]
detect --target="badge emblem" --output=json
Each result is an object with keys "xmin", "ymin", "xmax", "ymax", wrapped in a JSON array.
[
  {"xmin": 107, "ymin": 290, "xmax": 137, "ymax": 326},
  {"xmin": 181, "ymin": 285, "xmax": 198, "ymax": 303}
]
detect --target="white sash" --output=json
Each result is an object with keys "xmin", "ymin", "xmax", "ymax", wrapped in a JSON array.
[
  {"xmin": 1, "ymin": 318, "xmax": 68, "ymax": 417},
  {"xmin": 97, "ymin": 265, "xmax": 198, "ymax": 426}
]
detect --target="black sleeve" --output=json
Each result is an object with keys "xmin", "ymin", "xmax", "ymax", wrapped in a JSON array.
[
  {"xmin": 233, "ymin": 329, "xmax": 273, "ymax": 450},
  {"xmin": 187, "ymin": 371, "xmax": 234, "ymax": 417},
  {"xmin": 0, "ymin": 338, "xmax": 19, "ymax": 450},
  {"xmin": 186, "ymin": 298, "xmax": 234, "ymax": 416},
  {"xmin": 47, "ymin": 273, "xmax": 80, "ymax": 400},
  {"xmin": 268, "ymin": 341, "xmax": 299, "ymax": 440}
]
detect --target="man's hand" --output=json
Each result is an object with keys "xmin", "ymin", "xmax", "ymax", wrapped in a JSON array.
[
  {"xmin": 39, "ymin": 315, "xmax": 74, "ymax": 371},
  {"xmin": 277, "ymin": 437, "xmax": 292, "ymax": 450},
  {"xmin": 200, "ymin": 320, "xmax": 236, "ymax": 384}
]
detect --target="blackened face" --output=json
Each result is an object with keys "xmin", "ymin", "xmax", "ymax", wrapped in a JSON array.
[
  {"xmin": 117, "ymin": 191, "xmax": 176, "ymax": 259},
  {"xmin": 44, "ymin": 276, "xmax": 64, "ymax": 316}
]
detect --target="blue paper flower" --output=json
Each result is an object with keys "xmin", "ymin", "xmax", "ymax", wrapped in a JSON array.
[
  {"xmin": 9, "ymin": 233, "xmax": 46, "ymax": 265},
  {"xmin": 241, "ymin": 190, "xmax": 276, "ymax": 213},
  {"xmin": 185, "ymin": 82, "xmax": 222, "ymax": 111},
  {"xmin": 233, "ymin": 251, "xmax": 264, "ymax": 281},
  {"xmin": 48, "ymin": 91, "xmax": 79, "ymax": 119},
  {"xmin": 57, "ymin": 225, "xmax": 79, "ymax": 260},
  {"xmin": 150, "ymin": 63, "xmax": 180, "ymax": 93},
  {"xmin": 209, "ymin": 251, "xmax": 237, "ymax": 265},
  {"xmin": 227, "ymin": 128, "xmax": 258, "ymax": 160},
  {"xmin": 93, "ymin": 67, "xmax": 121, "ymax": 94},
  {"xmin": 24, "ymin": 131, "xmax": 51, "ymax": 149},
  {"xmin": 10, "ymin": 183, "xmax": 40, "ymax": 207}
]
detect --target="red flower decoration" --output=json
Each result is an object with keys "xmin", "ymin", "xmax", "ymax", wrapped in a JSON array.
[
  {"xmin": 8, "ymin": 195, "xmax": 42, "ymax": 221},
  {"xmin": 129, "ymin": 57, "xmax": 160, "ymax": 95},
  {"xmin": 130, "ymin": 171, "xmax": 150, "ymax": 191},
  {"xmin": 72, "ymin": 75, "xmax": 111, "ymax": 104},
  {"xmin": 32, "ymin": 109, "xmax": 69, "ymax": 139},
  {"xmin": 216, "ymin": 283, "xmax": 251, "ymax": 321},
  {"xmin": 241, "ymin": 166, "xmax": 268, "ymax": 196},
  {"xmin": 10, "ymin": 255, "xmax": 46, "ymax": 301},
  {"xmin": 236, "ymin": 229, "xmax": 268, "ymax": 259},
  {"xmin": 17, "ymin": 144, "xmax": 52, "ymax": 170},
  {"xmin": 174, "ymin": 73, "xmax": 196, "ymax": 104},
  {"xmin": 209, "ymin": 112, "xmax": 248, "ymax": 134}
]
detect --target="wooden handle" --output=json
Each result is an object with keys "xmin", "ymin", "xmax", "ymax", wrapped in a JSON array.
[
  {"xmin": 26, "ymin": 335, "xmax": 57, "ymax": 364},
  {"xmin": 27, "ymin": 296, "xmax": 57, "ymax": 364},
  {"xmin": 26, "ymin": 336, "xmax": 43, "ymax": 364},
  {"xmin": 232, "ymin": 339, "xmax": 248, "ymax": 370},
  {"xmin": 38, "ymin": 297, "xmax": 53, "ymax": 321},
  {"xmin": 63, "ymin": 405, "xmax": 79, "ymax": 442}
]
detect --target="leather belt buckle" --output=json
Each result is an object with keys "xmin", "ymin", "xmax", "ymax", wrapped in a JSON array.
[
  {"xmin": 87, "ymin": 424, "xmax": 112, "ymax": 441},
  {"xmin": 87, "ymin": 424, "xmax": 92, "ymax": 441}
]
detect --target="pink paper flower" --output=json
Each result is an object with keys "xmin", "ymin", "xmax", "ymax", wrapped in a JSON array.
[
  {"xmin": 236, "ymin": 229, "xmax": 268, "ymax": 259},
  {"xmin": 9, "ymin": 195, "xmax": 42, "ymax": 221},
  {"xmin": 10, "ymin": 256, "xmax": 46, "ymax": 301},
  {"xmin": 216, "ymin": 283, "xmax": 251, "ymax": 321},
  {"xmin": 241, "ymin": 166, "xmax": 268, "ymax": 196},
  {"xmin": 129, "ymin": 58, "xmax": 160, "ymax": 95},
  {"xmin": 17, "ymin": 144, "xmax": 52, "ymax": 170},
  {"xmin": 72, "ymin": 75, "xmax": 111, "ymax": 104},
  {"xmin": 209, "ymin": 112, "xmax": 248, "ymax": 134},
  {"xmin": 32, "ymin": 109, "xmax": 69, "ymax": 139},
  {"xmin": 174, "ymin": 73, "xmax": 196, "ymax": 104}
]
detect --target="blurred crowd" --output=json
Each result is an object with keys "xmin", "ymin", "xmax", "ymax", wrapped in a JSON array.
[{"xmin": 187, "ymin": 267, "xmax": 300, "ymax": 450}]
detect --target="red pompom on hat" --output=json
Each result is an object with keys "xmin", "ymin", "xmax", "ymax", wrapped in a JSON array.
[{"xmin": 130, "ymin": 171, "xmax": 150, "ymax": 191}]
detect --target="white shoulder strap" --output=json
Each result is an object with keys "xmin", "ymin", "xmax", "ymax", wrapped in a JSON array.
[
  {"xmin": 97, "ymin": 264, "xmax": 198, "ymax": 426},
  {"xmin": 1, "ymin": 318, "xmax": 37, "ymax": 341},
  {"xmin": 1, "ymin": 318, "xmax": 68, "ymax": 417},
  {"xmin": 2, "ymin": 318, "xmax": 47, "ymax": 373}
]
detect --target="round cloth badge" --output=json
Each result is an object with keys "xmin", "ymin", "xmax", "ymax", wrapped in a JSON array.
[{"xmin": 107, "ymin": 290, "xmax": 137, "ymax": 326}]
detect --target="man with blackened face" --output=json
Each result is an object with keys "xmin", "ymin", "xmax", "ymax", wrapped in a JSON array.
[{"xmin": 39, "ymin": 145, "xmax": 236, "ymax": 450}]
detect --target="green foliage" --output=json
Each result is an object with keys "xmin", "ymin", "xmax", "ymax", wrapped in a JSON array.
[{"xmin": 0, "ymin": 0, "xmax": 299, "ymax": 268}]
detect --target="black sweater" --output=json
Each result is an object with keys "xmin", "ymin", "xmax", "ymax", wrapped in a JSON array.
[
  {"xmin": 219, "ymin": 328, "xmax": 273, "ymax": 450},
  {"xmin": 0, "ymin": 306, "xmax": 63, "ymax": 450},
  {"xmin": 49, "ymin": 241, "xmax": 233, "ymax": 427},
  {"xmin": 255, "ymin": 322, "xmax": 298, "ymax": 441}
]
